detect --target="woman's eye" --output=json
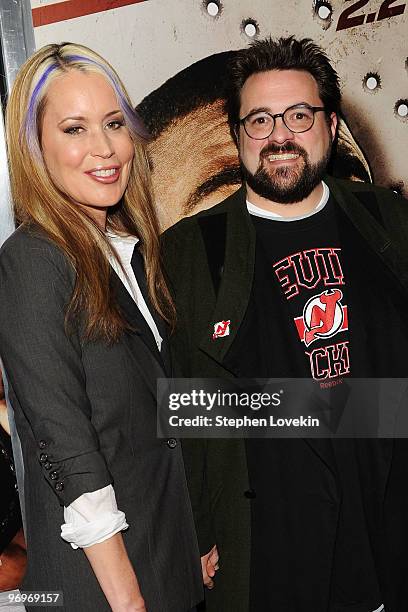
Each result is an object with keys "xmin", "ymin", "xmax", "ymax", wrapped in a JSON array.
[
  {"xmin": 106, "ymin": 120, "xmax": 124, "ymax": 130},
  {"xmin": 63, "ymin": 126, "xmax": 83, "ymax": 135}
]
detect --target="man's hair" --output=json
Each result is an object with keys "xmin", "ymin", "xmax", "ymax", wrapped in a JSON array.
[{"xmin": 226, "ymin": 36, "xmax": 341, "ymax": 137}]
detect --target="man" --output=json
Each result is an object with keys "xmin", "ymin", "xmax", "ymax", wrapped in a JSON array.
[
  {"xmin": 137, "ymin": 50, "xmax": 371, "ymax": 230},
  {"xmin": 162, "ymin": 37, "xmax": 408, "ymax": 611}
]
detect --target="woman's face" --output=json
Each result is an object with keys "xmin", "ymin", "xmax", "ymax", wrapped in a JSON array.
[{"xmin": 41, "ymin": 69, "xmax": 134, "ymax": 228}]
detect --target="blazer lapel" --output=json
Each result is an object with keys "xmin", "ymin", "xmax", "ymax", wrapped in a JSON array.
[
  {"xmin": 130, "ymin": 247, "xmax": 172, "ymax": 375},
  {"xmin": 111, "ymin": 267, "xmax": 169, "ymax": 376},
  {"xmin": 198, "ymin": 188, "xmax": 256, "ymax": 368},
  {"xmin": 130, "ymin": 247, "xmax": 168, "ymax": 340}
]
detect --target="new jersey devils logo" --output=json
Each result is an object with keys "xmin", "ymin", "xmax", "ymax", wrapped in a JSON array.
[
  {"xmin": 303, "ymin": 289, "xmax": 344, "ymax": 347},
  {"xmin": 212, "ymin": 320, "xmax": 231, "ymax": 340}
]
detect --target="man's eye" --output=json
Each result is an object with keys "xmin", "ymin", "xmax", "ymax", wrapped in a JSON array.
[
  {"xmin": 289, "ymin": 110, "xmax": 312, "ymax": 121},
  {"xmin": 63, "ymin": 126, "xmax": 83, "ymax": 135},
  {"xmin": 250, "ymin": 114, "xmax": 270, "ymax": 126}
]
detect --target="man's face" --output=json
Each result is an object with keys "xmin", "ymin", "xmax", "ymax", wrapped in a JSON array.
[{"xmin": 238, "ymin": 69, "xmax": 337, "ymax": 203}]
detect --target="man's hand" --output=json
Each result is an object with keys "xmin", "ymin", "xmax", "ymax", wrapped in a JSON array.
[{"xmin": 201, "ymin": 545, "xmax": 219, "ymax": 589}]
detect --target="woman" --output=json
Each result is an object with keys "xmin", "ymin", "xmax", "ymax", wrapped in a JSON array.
[{"xmin": 0, "ymin": 43, "xmax": 202, "ymax": 611}]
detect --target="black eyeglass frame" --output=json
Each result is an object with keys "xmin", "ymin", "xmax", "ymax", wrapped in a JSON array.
[{"xmin": 238, "ymin": 104, "xmax": 327, "ymax": 139}]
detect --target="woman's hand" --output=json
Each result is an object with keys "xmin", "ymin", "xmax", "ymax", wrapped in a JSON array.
[
  {"xmin": 111, "ymin": 594, "xmax": 145, "ymax": 612},
  {"xmin": 118, "ymin": 597, "xmax": 146, "ymax": 612}
]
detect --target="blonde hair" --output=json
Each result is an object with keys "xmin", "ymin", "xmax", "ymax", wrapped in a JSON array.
[{"xmin": 6, "ymin": 42, "xmax": 174, "ymax": 342}]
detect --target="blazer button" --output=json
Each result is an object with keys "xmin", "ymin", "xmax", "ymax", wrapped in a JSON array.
[
  {"xmin": 50, "ymin": 471, "xmax": 59, "ymax": 481},
  {"xmin": 244, "ymin": 488, "xmax": 256, "ymax": 499},
  {"xmin": 38, "ymin": 440, "xmax": 47, "ymax": 449},
  {"xmin": 44, "ymin": 462, "xmax": 52, "ymax": 471},
  {"xmin": 167, "ymin": 438, "xmax": 177, "ymax": 449},
  {"xmin": 55, "ymin": 482, "xmax": 64, "ymax": 492},
  {"xmin": 39, "ymin": 453, "xmax": 48, "ymax": 463}
]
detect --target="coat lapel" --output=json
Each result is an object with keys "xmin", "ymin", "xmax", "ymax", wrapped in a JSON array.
[
  {"xmin": 130, "ymin": 247, "xmax": 172, "ymax": 375},
  {"xmin": 198, "ymin": 188, "xmax": 256, "ymax": 367},
  {"xmin": 130, "ymin": 247, "xmax": 168, "ymax": 340},
  {"xmin": 325, "ymin": 176, "xmax": 408, "ymax": 295},
  {"xmin": 111, "ymin": 264, "xmax": 170, "ymax": 380}
]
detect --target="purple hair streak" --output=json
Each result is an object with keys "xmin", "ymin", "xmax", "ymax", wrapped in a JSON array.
[
  {"xmin": 22, "ymin": 52, "xmax": 150, "ymax": 158},
  {"xmin": 65, "ymin": 55, "xmax": 150, "ymax": 140},
  {"xmin": 23, "ymin": 62, "xmax": 60, "ymax": 156}
]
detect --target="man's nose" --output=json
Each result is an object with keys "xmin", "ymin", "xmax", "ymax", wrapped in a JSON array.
[{"xmin": 268, "ymin": 116, "xmax": 295, "ymax": 144}]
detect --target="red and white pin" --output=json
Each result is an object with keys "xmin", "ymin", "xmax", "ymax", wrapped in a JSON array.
[{"xmin": 212, "ymin": 320, "xmax": 231, "ymax": 340}]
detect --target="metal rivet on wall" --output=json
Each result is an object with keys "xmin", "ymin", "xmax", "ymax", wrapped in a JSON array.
[
  {"xmin": 363, "ymin": 72, "xmax": 381, "ymax": 92},
  {"xmin": 313, "ymin": 1, "xmax": 333, "ymax": 29},
  {"xmin": 242, "ymin": 19, "xmax": 259, "ymax": 38},
  {"xmin": 395, "ymin": 99, "xmax": 408, "ymax": 119},
  {"xmin": 204, "ymin": 1, "xmax": 222, "ymax": 17}
]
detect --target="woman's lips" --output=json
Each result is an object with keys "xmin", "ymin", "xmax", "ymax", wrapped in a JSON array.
[{"xmin": 85, "ymin": 167, "xmax": 120, "ymax": 183}]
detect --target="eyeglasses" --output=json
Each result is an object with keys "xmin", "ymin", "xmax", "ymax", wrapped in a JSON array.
[{"xmin": 239, "ymin": 104, "xmax": 326, "ymax": 139}]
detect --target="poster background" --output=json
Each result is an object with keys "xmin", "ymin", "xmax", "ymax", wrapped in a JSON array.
[
  {"xmin": 0, "ymin": 0, "xmax": 405, "ymax": 595},
  {"xmin": 31, "ymin": 0, "xmax": 408, "ymax": 227}
]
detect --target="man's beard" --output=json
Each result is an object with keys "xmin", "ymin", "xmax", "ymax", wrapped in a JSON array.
[{"xmin": 240, "ymin": 141, "xmax": 331, "ymax": 204}]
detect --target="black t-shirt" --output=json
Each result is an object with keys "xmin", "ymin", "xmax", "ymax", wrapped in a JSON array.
[{"xmin": 223, "ymin": 196, "xmax": 408, "ymax": 611}]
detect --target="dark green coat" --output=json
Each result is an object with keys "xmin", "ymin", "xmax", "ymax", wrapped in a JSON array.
[{"xmin": 162, "ymin": 177, "xmax": 408, "ymax": 612}]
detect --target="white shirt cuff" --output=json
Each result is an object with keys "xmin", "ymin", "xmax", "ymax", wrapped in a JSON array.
[{"xmin": 61, "ymin": 484, "xmax": 128, "ymax": 549}]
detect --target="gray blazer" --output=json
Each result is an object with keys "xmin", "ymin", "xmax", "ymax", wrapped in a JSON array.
[{"xmin": 0, "ymin": 225, "xmax": 202, "ymax": 612}]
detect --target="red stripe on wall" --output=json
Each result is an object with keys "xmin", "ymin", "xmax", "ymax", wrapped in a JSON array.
[{"xmin": 32, "ymin": 0, "xmax": 148, "ymax": 27}]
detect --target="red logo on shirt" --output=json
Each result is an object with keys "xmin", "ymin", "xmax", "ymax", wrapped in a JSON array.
[{"xmin": 294, "ymin": 289, "xmax": 348, "ymax": 346}]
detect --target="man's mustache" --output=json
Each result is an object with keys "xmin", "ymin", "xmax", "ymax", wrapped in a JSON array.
[{"xmin": 260, "ymin": 142, "xmax": 307, "ymax": 158}]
